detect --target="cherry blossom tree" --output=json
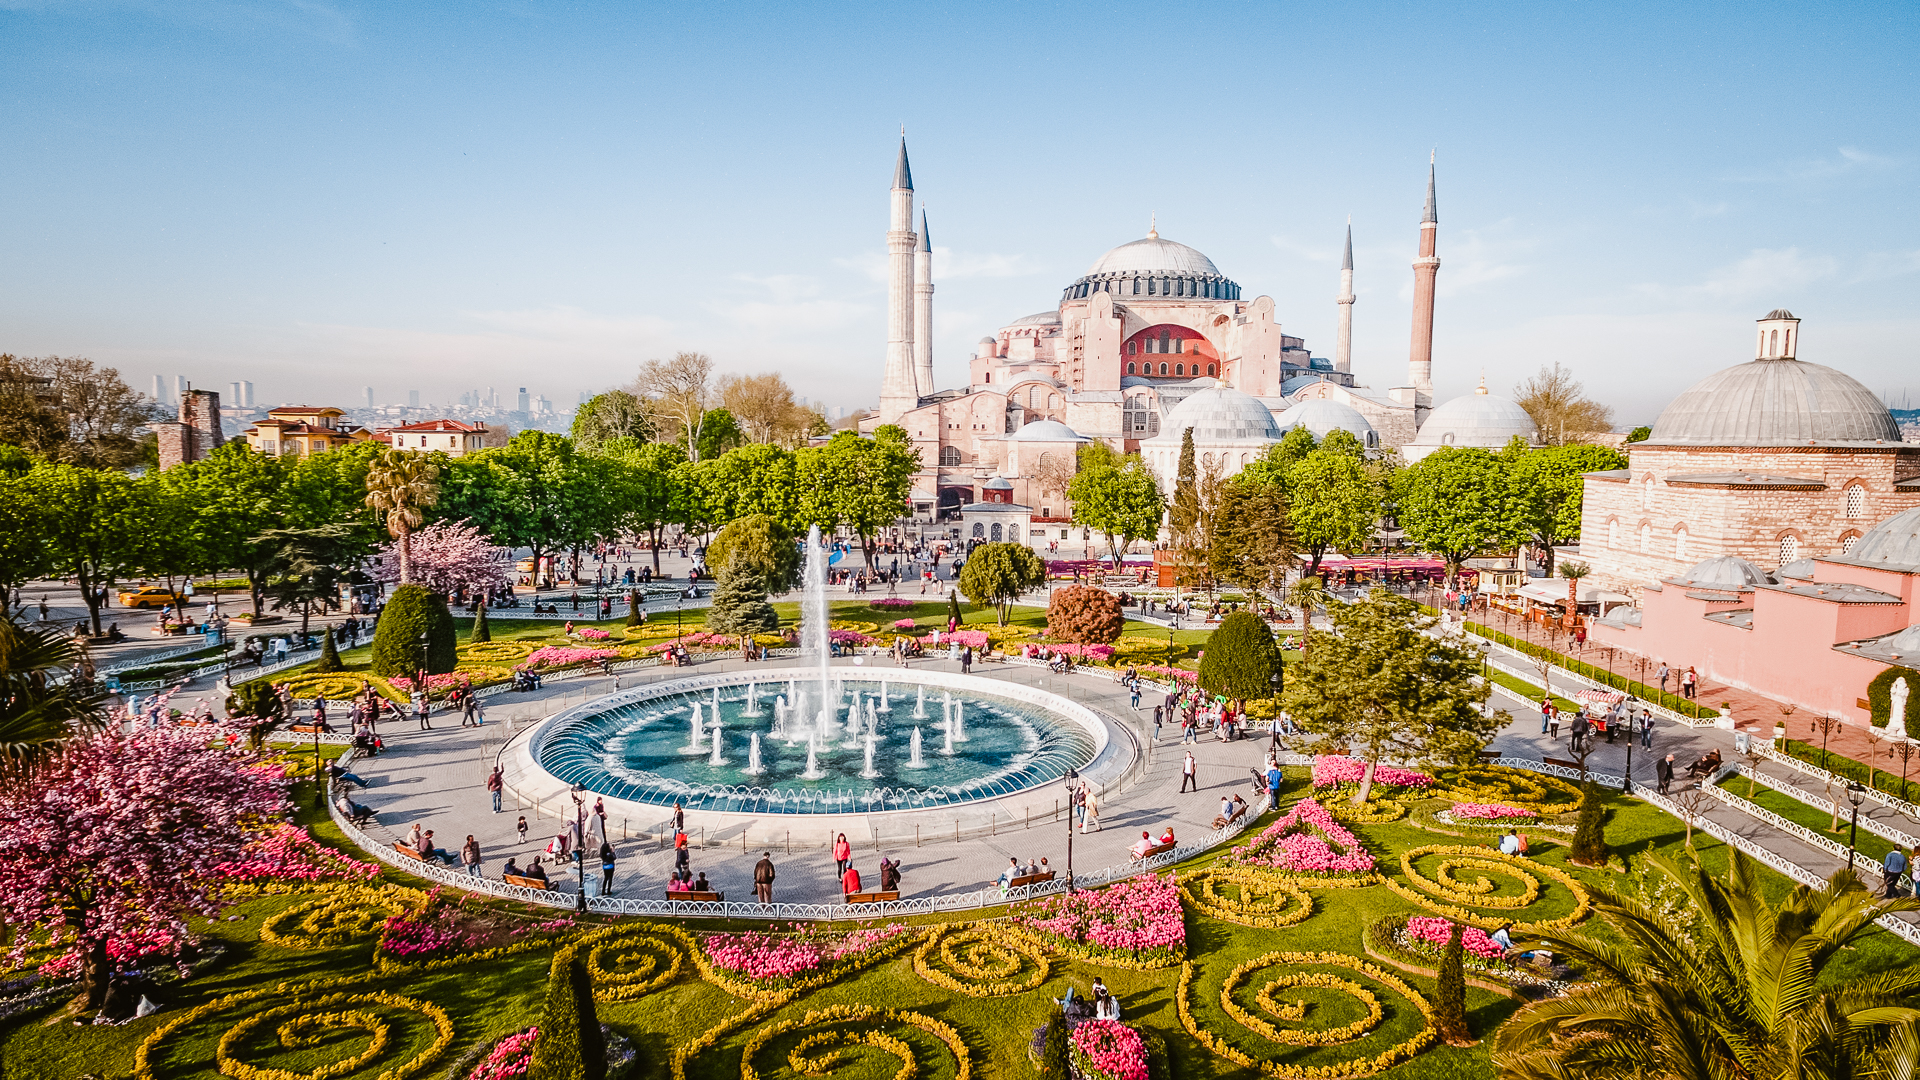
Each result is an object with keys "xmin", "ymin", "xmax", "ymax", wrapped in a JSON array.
[
  {"xmin": 372, "ymin": 518, "xmax": 508, "ymax": 597},
  {"xmin": 0, "ymin": 725, "xmax": 287, "ymax": 1007}
]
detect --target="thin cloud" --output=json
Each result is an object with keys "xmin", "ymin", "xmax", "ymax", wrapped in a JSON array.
[
  {"xmin": 1729, "ymin": 146, "xmax": 1905, "ymax": 185},
  {"xmin": 721, "ymin": 274, "xmax": 868, "ymax": 333},
  {"xmin": 1684, "ymin": 247, "xmax": 1838, "ymax": 301},
  {"xmin": 934, "ymin": 248, "xmax": 1040, "ymax": 279}
]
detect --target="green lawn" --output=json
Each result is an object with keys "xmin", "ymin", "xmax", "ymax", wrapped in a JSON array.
[{"xmin": 5, "ymin": 764, "xmax": 1908, "ymax": 1080}]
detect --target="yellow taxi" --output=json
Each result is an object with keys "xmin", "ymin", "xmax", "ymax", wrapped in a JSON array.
[{"xmin": 118, "ymin": 585, "xmax": 188, "ymax": 609}]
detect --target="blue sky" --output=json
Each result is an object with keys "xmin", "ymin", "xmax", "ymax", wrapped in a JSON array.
[{"xmin": 1, "ymin": 1, "xmax": 1916, "ymax": 426}]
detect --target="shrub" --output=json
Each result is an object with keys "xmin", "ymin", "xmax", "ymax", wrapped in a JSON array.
[
  {"xmin": 312, "ymin": 628, "xmax": 342, "ymax": 674},
  {"xmin": 947, "ymin": 588, "xmax": 962, "ymax": 627},
  {"xmin": 1197, "ymin": 611, "xmax": 1281, "ymax": 703},
  {"xmin": 1047, "ymin": 585, "xmax": 1124, "ymax": 644},
  {"xmin": 1569, "ymin": 782, "xmax": 1608, "ymax": 866},
  {"xmin": 369, "ymin": 584, "xmax": 457, "ymax": 677},
  {"xmin": 1039, "ymin": 1004, "xmax": 1070, "ymax": 1078},
  {"xmin": 470, "ymin": 603, "xmax": 491, "ymax": 643},
  {"xmin": 706, "ymin": 563, "xmax": 779, "ymax": 636},
  {"xmin": 529, "ymin": 951, "xmax": 605, "ymax": 1080},
  {"xmin": 624, "ymin": 589, "xmax": 643, "ymax": 627},
  {"xmin": 1868, "ymin": 665, "xmax": 1920, "ymax": 729},
  {"xmin": 1433, "ymin": 920, "xmax": 1471, "ymax": 1044}
]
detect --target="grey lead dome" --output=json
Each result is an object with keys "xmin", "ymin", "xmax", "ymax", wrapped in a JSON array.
[
  {"xmin": 1085, "ymin": 236, "xmax": 1222, "ymax": 277},
  {"xmin": 1830, "ymin": 506, "xmax": 1920, "ymax": 573},
  {"xmin": 1646, "ymin": 357, "xmax": 1899, "ymax": 446}
]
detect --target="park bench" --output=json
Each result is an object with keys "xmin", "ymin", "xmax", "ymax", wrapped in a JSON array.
[
  {"xmin": 504, "ymin": 874, "xmax": 553, "ymax": 890},
  {"xmin": 288, "ymin": 723, "xmax": 331, "ymax": 734},
  {"xmin": 664, "ymin": 890, "xmax": 724, "ymax": 902},
  {"xmin": 1475, "ymin": 750, "xmax": 1501, "ymax": 762},
  {"xmin": 1211, "ymin": 803, "xmax": 1251, "ymax": 830},
  {"xmin": 1130, "ymin": 841, "xmax": 1177, "ymax": 862},
  {"xmin": 392, "ymin": 842, "xmax": 427, "ymax": 862},
  {"xmin": 1007, "ymin": 872, "xmax": 1055, "ymax": 889},
  {"xmin": 1542, "ymin": 757, "xmax": 1585, "ymax": 771},
  {"xmin": 844, "ymin": 890, "xmax": 899, "ymax": 905}
]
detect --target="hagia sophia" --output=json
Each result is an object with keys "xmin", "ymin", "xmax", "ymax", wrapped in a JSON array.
[
  {"xmin": 861, "ymin": 135, "xmax": 1920, "ymax": 728},
  {"xmin": 863, "ymin": 139, "xmax": 1540, "ymax": 518}
]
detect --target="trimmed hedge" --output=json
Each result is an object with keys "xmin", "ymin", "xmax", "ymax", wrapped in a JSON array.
[
  {"xmin": 529, "ymin": 951, "xmax": 605, "ymax": 1080},
  {"xmin": 470, "ymin": 603, "xmax": 491, "ymax": 643},
  {"xmin": 1456, "ymin": 618, "xmax": 1721, "ymax": 720},
  {"xmin": 369, "ymin": 584, "xmax": 457, "ymax": 678},
  {"xmin": 1868, "ymin": 665, "xmax": 1920, "ymax": 729},
  {"xmin": 1046, "ymin": 585, "xmax": 1124, "ymax": 644},
  {"xmin": 1778, "ymin": 737, "xmax": 1920, "ymax": 803},
  {"xmin": 1197, "ymin": 610, "xmax": 1281, "ymax": 702},
  {"xmin": 312, "ymin": 629, "xmax": 343, "ymax": 674}
]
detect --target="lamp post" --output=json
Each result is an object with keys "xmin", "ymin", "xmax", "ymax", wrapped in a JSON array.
[
  {"xmin": 572, "ymin": 784, "xmax": 589, "ymax": 913},
  {"xmin": 1622, "ymin": 696, "xmax": 1636, "ymax": 795},
  {"xmin": 1064, "ymin": 768, "xmax": 1079, "ymax": 891},
  {"xmin": 1847, "ymin": 781, "xmax": 1866, "ymax": 874},
  {"xmin": 313, "ymin": 718, "xmax": 325, "ymax": 809}
]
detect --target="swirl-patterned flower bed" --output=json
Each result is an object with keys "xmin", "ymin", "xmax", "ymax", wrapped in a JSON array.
[
  {"xmin": 1016, "ymin": 873, "xmax": 1185, "ymax": 969},
  {"xmin": 1177, "ymin": 951, "xmax": 1436, "ymax": 1078},
  {"xmin": 1380, "ymin": 845, "xmax": 1592, "ymax": 933},
  {"xmin": 1177, "ymin": 868, "xmax": 1315, "ymax": 929},
  {"xmin": 1224, "ymin": 799, "xmax": 1379, "ymax": 878},
  {"xmin": 1430, "ymin": 765, "xmax": 1582, "ymax": 813},
  {"xmin": 134, "ymin": 978, "xmax": 456, "ymax": 1080},
  {"xmin": 1071, "ymin": 1019, "xmax": 1150, "ymax": 1080},
  {"xmin": 738, "ymin": 1004, "xmax": 972, "ymax": 1080},
  {"xmin": 701, "ymin": 924, "xmax": 914, "ymax": 993},
  {"xmin": 911, "ymin": 923, "xmax": 1051, "ymax": 996}
]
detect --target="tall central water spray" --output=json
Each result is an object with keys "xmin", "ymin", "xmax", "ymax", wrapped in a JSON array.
[{"xmin": 802, "ymin": 524, "xmax": 832, "ymax": 727}]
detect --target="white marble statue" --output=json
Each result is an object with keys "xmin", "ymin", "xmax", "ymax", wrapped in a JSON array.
[{"xmin": 1891, "ymin": 676, "xmax": 1911, "ymax": 742}]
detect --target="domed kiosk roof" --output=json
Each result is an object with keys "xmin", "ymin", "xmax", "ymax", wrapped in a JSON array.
[
  {"xmin": 1828, "ymin": 507, "xmax": 1920, "ymax": 574},
  {"xmin": 1646, "ymin": 358, "xmax": 1898, "ymax": 446},
  {"xmin": 1147, "ymin": 386, "xmax": 1282, "ymax": 444},
  {"xmin": 1009, "ymin": 419, "xmax": 1089, "ymax": 443},
  {"xmin": 1672, "ymin": 555, "xmax": 1773, "ymax": 591},
  {"xmin": 1274, "ymin": 399, "xmax": 1376, "ymax": 446},
  {"xmin": 1405, "ymin": 383, "xmax": 1537, "ymax": 457},
  {"xmin": 1086, "ymin": 235, "xmax": 1221, "ymax": 277}
]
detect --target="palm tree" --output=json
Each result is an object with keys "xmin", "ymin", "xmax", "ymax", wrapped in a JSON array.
[
  {"xmin": 1559, "ymin": 559, "xmax": 1590, "ymax": 632},
  {"xmin": 1287, "ymin": 574, "xmax": 1327, "ymax": 655},
  {"xmin": 0, "ymin": 619, "xmax": 104, "ymax": 768},
  {"xmin": 1492, "ymin": 850, "xmax": 1920, "ymax": 1079},
  {"xmin": 364, "ymin": 449, "xmax": 441, "ymax": 585}
]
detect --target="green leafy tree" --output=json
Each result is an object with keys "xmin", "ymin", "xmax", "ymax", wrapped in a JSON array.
[
  {"xmin": 1209, "ymin": 481, "xmax": 1292, "ymax": 600},
  {"xmin": 707, "ymin": 563, "xmax": 780, "ymax": 637},
  {"xmin": 796, "ymin": 427, "xmax": 918, "ymax": 570},
  {"xmin": 27, "ymin": 463, "xmax": 148, "ymax": 633},
  {"xmin": 0, "ymin": 466, "xmax": 49, "ymax": 597},
  {"xmin": 1287, "ymin": 574, "xmax": 1328, "ymax": 655},
  {"xmin": 0, "ymin": 621, "xmax": 103, "ymax": 765},
  {"xmin": 570, "ymin": 389, "xmax": 652, "ymax": 452},
  {"xmin": 1281, "ymin": 590, "xmax": 1505, "ymax": 803},
  {"xmin": 946, "ymin": 588, "xmax": 962, "ymax": 627},
  {"xmin": 1434, "ymin": 921, "xmax": 1471, "ymax": 1045},
  {"xmin": 256, "ymin": 524, "xmax": 358, "ymax": 635},
  {"xmin": 1396, "ymin": 447, "xmax": 1526, "ymax": 588},
  {"xmin": 694, "ymin": 407, "xmax": 744, "ymax": 462},
  {"xmin": 470, "ymin": 603, "xmax": 491, "ymax": 643},
  {"xmin": 1198, "ymin": 610, "xmax": 1282, "ymax": 705},
  {"xmin": 957, "ymin": 542, "xmax": 1047, "ymax": 625},
  {"xmin": 601, "ymin": 440, "xmax": 688, "ymax": 574},
  {"xmin": 706, "ymin": 514, "xmax": 800, "ymax": 592},
  {"xmin": 1568, "ymin": 782, "xmax": 1608, "ymax": 866},
  {"xmin": 128, "ymin": 473, "xmax": 203, "ymax": 600},
  {"xmin": 1508, "ymin": 441, "xmax": 1627, "ymax": 575},
  {"xmin": 226, "ymin": 680, "xmax": 285, "ymax": 725},
  {"xmin": 696, "ymin": 443, "xmax": 800, "ymax": 532},
  {"xmin": 1492, "ymin": 852, "xmax": 1920, "ymax": 1079},
  {"xmin": 1068, "ymin": 455, "xmax": 1164, "ymax": 567},
  {"xmin": 1169, "ymin": 427, "xmax": 1200, "ymax": 536},
  {"xmin": 1287, "ymin": 436, "xmax": 1381, "ymax": 577},
  {"xmin": 1626, "ymin": 425, "xmax": 1651, "ymax": 443},
  {"xmin": 368, "ymin": 583, "xmax": 457, "ymax": 677},
  {"xmin": 529, "ymin": 951, "xmax": 606, "ymax": 1080},
  {"xmin": 163, "ymin": 443, "xmax": 291, "ymax": 615},
  {"xmin": 625, "ymin": 589, "xmax": 643, "ymax": 627},
  {"xmin": 442, "ymin": 432, "xmax": 600, "ymax": 590},
  {"xmin": 1046, "ymin": 585, "xmax": 1124, "ymax": 644}
]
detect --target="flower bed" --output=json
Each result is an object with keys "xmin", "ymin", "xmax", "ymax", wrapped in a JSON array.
[
  {"xmin": 575, "ymin": 627, "xmax": 612, "ymax": 641},
  {"xmin": 388, "ymin": 672, "xmax": 473, "ymax": 695},
  {"xmin": 911, "ymin": 923, "xmax": 1050, "ymax": 997},
  {"xmin": 1449, "ymin": 802, "xmax": 1536, "ymax": 821},
  {"xmin": 1016, "ymin": 873, "xmax": 1184, "ymax": 968},
  {"xmin": 892, "ymin": 619, "xmax": 918, "ymax": 631},
  {"xmin": 520, "ymin": 646, "xmax": 620, "ymax": 670},
  {"xmin": 1071, "ymin": 1020, "xmax": 1149, "ymax": 1080},
  {"xmin": 1380, "ymin": 845, "xmax": 1592, "ymax": 934},
  {"xmin": 1177, "ymin": 868, "xmax": 1313, "ymax": 929},
  {"xmin": 1310, "ymin": 756, "xmax": 1433, "ymax": 791},
  {"xmin": 933, "ymin": 629, "xmax": 990, "ymax": 649},
  {"xmin": 1402, "ymin": 916, "xmax": 1506, "ymax": 959},
  {"xmin": 1430, "ymin": 765, "xmax": 1581, "ymax": 812},
  {"xmin": 210, "ymin": 824, "xmax": 380, "ymax": 884},
  {"xmin": 1136, "ymin": 664, "xmax": 1198, "ymax": 684},
  {"xmin": 869, "ymin": 597, "xmax": 915, "ymax": 610},
  {"xmin": 702, "ymin": 924, "xmax": 914, "ymax": 992},
  {"xmin": 1029, "ymin": 642, "xmax": 1116, "ymax": 662},
  {"xmin": 1176, "ymin": 951, "xmax": 1436, "ymax": 1079},
  {"xmin": 1225, "ymin": 799, "xmax": 1377, "ymax": 876},
  {"xmin": 372, "ymin": 888, "xmax": 578, "ymax": 971},
  {"xmin": 466, "ymin": 1028, "xmax": 536, "ymax": 1080}
]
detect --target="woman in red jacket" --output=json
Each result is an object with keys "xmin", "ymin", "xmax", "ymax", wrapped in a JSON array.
[{"xmin": 833, "ymin": 833, "xmax": 852, "ymax": 875}]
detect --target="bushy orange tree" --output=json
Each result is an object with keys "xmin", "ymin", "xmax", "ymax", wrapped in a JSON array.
[{"xmin": 1047, "ymin": 585, "xmax": 1124, "ymax": 644}]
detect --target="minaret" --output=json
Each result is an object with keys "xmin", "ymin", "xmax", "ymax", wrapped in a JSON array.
[
  {"xmin": 878, "ymin": 135, "xmax": 920, "ymax": 423},
  {"xmin": 1335, "ymin": 219, "xmax": 1355, "ymax": 375},
  {"xmin": 913, "ymin": 208, "xmax": 934, "ymax": 396},
  {"xmin": 1407, "ymin": 154, "xmax": 1440, "ymax": 401}
]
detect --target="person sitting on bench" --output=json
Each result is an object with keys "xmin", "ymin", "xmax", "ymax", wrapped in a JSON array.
[
  {"xmin": 1157, "ymin": 826, "xmax": 1176, "ymax": 847},
  {"xmin": 998, "ymin": 857, "xmax": 1021, "ymax": 891},
  {"xmin": 503, "ymin": 858, "xmax": 521, "ymax": 879},
  {"xmin": 692, "ymin": 872, "xmax": 712, "ymax": 893},
  {"xmin": 1129, "ymin": 831, "xmax": 1156, "ymax": 859},
  {"xmin": 667, "ymin": 872, "xmax": 689, "ymax": 893},
  {"xmin": 334, "ymin": 792, "xmax": 374, "ymax": 825},
  {"xmin": 524, "ymin": 858, "xmax": 548, "ymax": 885},
  {"xmin": 1688, "ymin": 749, "xmax": 1723, "ymax": 777}
]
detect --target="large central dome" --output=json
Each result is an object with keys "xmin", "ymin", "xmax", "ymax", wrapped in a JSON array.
[
  {"xmin": 1647, "ymin": 358, "xmax": 1898, "ymax": 446},
  {"xmin": 1086, "ymin": 235, "xmax": 1221, "ymax": 277}
]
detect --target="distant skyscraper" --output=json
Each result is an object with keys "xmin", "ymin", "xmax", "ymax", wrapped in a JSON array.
[
  {"xmin": 152, "ymin": 375, "xmax": 168, "ymax": 404},
  {"xmin": 242, "ymin": 381, "xmax": 254, "ymax": 407},
  {"xmin": 486, "ymin": 386, "xmax": 495, "ymax": 408},
  {"xmin": 516, "ymin": 387, "xmax": 529, "ymax": 413},
  {"xmin": 174, "ymin": 375, "xmax": 190, "ymax": 401},
  {"xmin": 363, "ymin": 386, "xmax": 374, "ymax": 409},
  {"xmin": 229, "ymin": 381, "xmax": 243, "ymax": 405},
  {"xmin": 408, "ymin": 390, "xmax": 420, "ymax": 408}
]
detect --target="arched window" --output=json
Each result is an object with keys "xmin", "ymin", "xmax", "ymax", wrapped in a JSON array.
[
  {"xmin": 1778, "ymin": 534, "xmax": 1799, "ymax": 565},
  {"xmin": 1175, "ymin": 364, "xmax": 1184, "ymax": 376},
  {"xmin": 1047, "ymin": 394, "xmax": 1058, "ymax": 409},
  {"xmin": 1608, "ymin": 519, "xmax": 1619, "ymax": 548},
  {"xmin": 971, "ymin": 523, "xmax": 985, "ymax": 538},
  {"xmin": 1674, "ymin": 526, "xmax": 1689, "ymax": 562},
  {"xmin": 1159, "ymin": 330, "xmax": 1171, "ymax": 352},
  {"xmin": 1639, "ymin": 523, "xmax": 1651, "ymax": 552},
  {"xmin": 1132, "ymin": 277, "xmax": 1140, "ymax": 295},
  {"xmin": 1846, "ymin": 484, "xmax": 1866, "ymax": 518},
  {"xmin": 1159, "ymin": 363, "xmax": 1168, "ymax": 375},
  {"xmin": 1207, "ymin": 363, "xmax": 1217, "ymax": 377},
  {"xmin": 1127, "ymin": 362, "xmax": 1136, "ymax": 374},
  {"xmin": 1128, "ymin": 341, "xmax": 1137, "ymax": 355},
  {"xmin": 1174, "ymin": 338, "xmax": 1184, "ymax": 354},
  {"xmin": 939, "ymin": 446, "xmax": 962, "ymax": 467},
  {"xmin": 1147, "ymin": 278, "xmax": 1156, "ymax": 296},
  {"xmin": 1640, "ymin": 476, "xmax": 1653, "ymax": 509},
  {"xmin": 1769, "ymin": 329, "xmax": 1778, "ymax": 355},
  {"xmin": 1786, "ymin": 329, "xmax": 1793, "ymax": 354},
  {"xmin": 1843, "ymin": 533, "xmax": 1859, "ymax": 554},
  {"xmin": 990, "ymin": 523, "xmax": 1003, "ymax": 542}
]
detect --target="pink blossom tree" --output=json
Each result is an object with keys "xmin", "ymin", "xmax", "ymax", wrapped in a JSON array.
[
  {"xmin": 373, "ymin": 518, "xmax": 508, "ymax": 597},
  {"xmin": 0, "ymin": 725, "xmax": 287, "ymax": 1007}
]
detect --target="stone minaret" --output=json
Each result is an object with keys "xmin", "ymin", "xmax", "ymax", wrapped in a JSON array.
[
  {"xmin": 1335, "ymin": 220, "xmax": 1355, "ymax": 374},
  {"xmin": 1407, "ymin": 155, "xmax": 1440, "ymax": 403},
  {"xmin": 878, "ymin": 136, "xmax": 920, "ymax": 423},
  {"xmin": 913, "ymin": 208, "xmax": 934, "ymax": 396}
]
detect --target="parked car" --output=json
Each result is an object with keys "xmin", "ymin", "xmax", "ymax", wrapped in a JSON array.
[{"xmin": 118, "ymin": 585, "xmax": 188, "ymax": 609}]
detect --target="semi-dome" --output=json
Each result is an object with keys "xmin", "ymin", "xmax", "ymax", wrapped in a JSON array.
[
  {"xmin": 1009, "ymin": 419, "xmax": 1089, "ymax": 443},
  {"xmin": 1646, "ymin": 358, "xmax": 1898, "ymax": 446},
  {"xmin": 1274, "ymin": 398, "xmax": 1377, "ymax": 447},
  {"xmin": 1404, "ymin": 384, "xmax": 1538, "ymax": 460},
  {"xmin": 1676, "ymin": 555, "xmax": 1773, "ymax": 590},
  {"xmin": 1830, "ymin": 507, "xmax": 1920, "ymax": 573},
  {"xmin": 1151, "ymin": 386, "xmax": 1282, "ymax": 444},
  {"xmin": 1086, "ymin": 235, "xmax": 1221, "ymax": 277}
]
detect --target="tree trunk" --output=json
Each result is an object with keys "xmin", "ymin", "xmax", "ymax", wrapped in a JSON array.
[
  {"xmin": 1353, "ymin": 759, "xmax": 1377, "ymax": 806},
  {"xmin": 649, "ymin": 527, "xmax": 663, "ymax": 574},
  {"xmin": 81, "ymin": 937, "xmax": 111, "ymax": 1009},
  {"xmin": 397, "ymin": 524, "xmax": 413, "ymax": 585}
]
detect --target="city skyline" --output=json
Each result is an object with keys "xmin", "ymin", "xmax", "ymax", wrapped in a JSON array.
[{"xmin": 2, "ymin": 2, "xmax": 1916, "ymax": 425}]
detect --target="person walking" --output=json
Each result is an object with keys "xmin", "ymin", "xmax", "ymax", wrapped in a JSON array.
[
  {"xmin": 461, "ymin": 835, "xmax": 482, "ymax": 878},
  {"xmin": 462, "ymin": 694, "xmax": 478, "ymax": 727},
  {"xmin": 1657, "ymin": 754, "xmax": 1675, "ymax": 795},
  {"xmin": 672, "ymin": 800, "xmax": 685, "ymax": 835},
  {"xmin": 1081, "ymin": 786, "xmax": 1100, "ymax": 832},
  {"xmin": 1129, "ymin": 681, "xmax": 1142, "ymax": 710},
  {"xmin": 486, "ymin": 766, "xmax": 503, "ymax": 813},
  {"xmin": 1883, "ymin": 846, "xmax": 1909, "ymax": 899},
  {"xmin": 674, "ymin": 832, "xmax": 690, "ymax": 877},
  {"xmin": 1640, "ymin": 708, "xmax": 1654, "ymax": 749},
  {"xmin": 1152, "ymin": 705, "xmax": 1164, "ymax": 742},
  {"xmin": 1180, "ymin": 751, "xmax": 1198, "ymax": 793},
  {"xmin": 414, "ymin": 695, "xmax": 431, "ymax": 731},
  {"xmin": 754, "ymin": 851, "xmax": 776, "ymax": 904},
  {"xmin": 833, "ymin": 832, "xmax": 852, "ymax": 875},
  {"xmin": 1657, "ymin": 662, "xmax": 1670, "ymax": 694},
  {"xmin": 1682, "ymin": 667, "xmax": 1698, "ymax": 700},
  {"xmin": 1539, "ymin": 697, "xmax": 1554, "ymax": 735},
  {"xmin": 961, "ymin": 646, "xmax": 972, "ymax": 674},
  {"xmin": 599, "ymin": 840, "xmax": 616, "ymax": 895},
  {"xmin": 1266, "ymin": 760, "xmax": 1284, "ymax": 806}
]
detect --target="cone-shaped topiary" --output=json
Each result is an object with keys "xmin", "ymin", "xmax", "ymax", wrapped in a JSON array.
[
  {"xmin": 312, "ymin": 627, "xmax": 343, "ymax": 673},
  {"xmin": 1569, "ymin": 781, "xmax": 1608, "ymax": 866},
  {"xmin": 528, "ymin": 951, "xmax": 606, "ymax": 1080},
  {"xmin": 1435, "ymin": 920, "xmax": 1472, "ymax": 1045},
  {"xmin": 227, "ymin": 678, "xmax": 284, "ymax": 721},
  {"xmin": 707, "ymin": 563, "xmax": 779, "ymax": 636},
  {"xmin": 470, "ymin": 602, "xmax": 491, "ymax": 643},
  {"xmin": 1039, "ymin": 1003, "xmax": 1070, "ymax": 1078},
  {"xmin": 1198, "ymin": 610, "xmax": 1282, "ymax": 703},
  {"xmin": 947, "ymin": 588, "xmax": 962, "ymax": 627},
  {"xmin": 369, "ymin": 584, "xmax": 457, "ymax": 677},
  {"xmin": 1047, "ymin": 585, "xmax": 1124, "ymax": 644},
  {"xmin": 625, "ymin": 589, "xmax": 643, "ymax": 627}
]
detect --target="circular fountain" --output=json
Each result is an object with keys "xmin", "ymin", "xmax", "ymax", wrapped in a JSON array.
[{"xmin": 499, "ymin": 525, "xmax": 1138, "ymax": 844}]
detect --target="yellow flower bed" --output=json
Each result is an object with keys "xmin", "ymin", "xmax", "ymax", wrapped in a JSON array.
[
  {"xmin": 568, "ymin": 923, "xmax": 694, "ymax": 1002},
  {"xmin": 257, "ymin": 883, "xmax": 423, "ymax": 950},
  {"xmin": 457, "ymin": 640, "xmax": 537, "ymax": 664},
  {"xmin": 1382, "ymin": 845, "xmax": 1592, "ymax": 933},
  {"xmin": 135, "ymin": 979, "xmax": 454, "ymax": 1080},
  {"xmin": 1176, "ymin": 952, "xmax": 1437, "ymax": 1079},
  {"xmin": 1178, "ymin": 869, "xmax": 1314, "ymax": 929},
  {"xmin": 911, "ymin": 924, "xmax": 1050, "ymax": 997},
  {"xmin": 829, "ymin": 620, "xmax": 881, "ymax": 635},
  {"xmin": 739, "ymin": 1004, "xmax": 972, "ymax": 1080},
  {"xmin": 1430, "ymin": 765, "xmax": 1582, "ymax": 811},
  {"xmin": 1326, "ymin": 798, "xmax": 1408, "ymax": 824},
  {"xmin": 280, "ymin": 673, "xmax": 377, "ymax": 702}
]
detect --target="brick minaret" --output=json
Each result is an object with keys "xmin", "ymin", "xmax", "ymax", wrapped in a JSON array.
[
  {"xmin": 913, "ymin": 207, "xmax": 934, "ymax": 397},
  {"xmin": 878, "ymin": 135, "xmax": 920, "ymax": 423},
  {"xmin": 156, "ymin": 387, "xmax": 224, "ymax": 469},
  {"xmin": 1335, "ymin": 220, "xmax": 1355, "ymax": 374},
  {"xmin": 1407, "ymin": 155, "xmax": 1440, "ymax": 404}
]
